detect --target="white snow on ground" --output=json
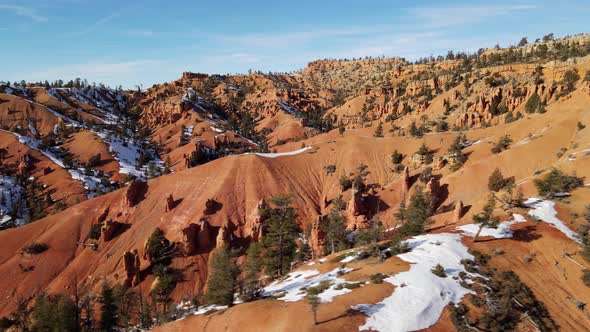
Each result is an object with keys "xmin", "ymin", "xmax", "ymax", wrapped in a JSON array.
[
  {"xmin": 525, "ymin": 198, "xmax": 581, "ymax": 243},
  {"xmin": 0, "ymin": 176, "xmax": 25, "ymax": 227},
  {"xmin": 185, "ymin": 125, "xmax": 194, "ymax": 137},
  {"xmin": 28, "ymin": 124, "xmax": 38, "ymax": 136},
  {"xmin": 340, "ymin": 251, "xmax": 360, "ymax": 263},
  {"xmin": 460, "ymin": 139, "xmax": 482, "ymax": 148},
  {"xmin": 263, "ymin": 267, "xmax": 355, "ymax": 303},
  {"xmin": 210, "ymin": 126, "xmax": 224, "ymax": 133},
  {"xmin": 279, "ymin": 100, "xmax": 298, "ymax": 116},
  {"xmin": 2, "ymin": 130, "xmax": 105, "ymax": 197},
  {"xmin": 353, "ymin": 233, "xmax": 477, "ymax": 332},
  {"xmin": 253, "ymin": 146, "xmax": 312, "ymax": 158},
  {"xmin": 94, "ymin": 131, "xmax": 162, "ymax": 179},
  {"xmin": 456, "ymin": 214, "xmax": 526, "ymax": 239}
]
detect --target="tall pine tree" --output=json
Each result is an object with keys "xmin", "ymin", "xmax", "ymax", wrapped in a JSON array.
[
  {"xmin": 260, "ymin": 194, "xmax": 301, "ymax": 277},
  {"xmin": 206, "ymin": 245, "xmax": 238, "ymax": 306}
]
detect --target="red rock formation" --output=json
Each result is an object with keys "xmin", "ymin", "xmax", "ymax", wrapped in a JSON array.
[
  {"xmin": 182, "ymin": 223, "xmax": 201, "ymax": 255},
  {"xmin": 101, "ymin": 220, "xmax": 123, "ymax": 241},
  {"xmin": 309, "ymin": 215, "xmax": 326, "ymax": 254},
  {"xmin": 16, "ymin": 153, "xmax": 31, "ymax": 176},
  {"xmin": 425, "ymin": 177, "xmax": 442, "ymax": 209},
  {"xmin": 401, "ymin": 166, "xmax": 411, "ymax": 196},
  {"xmin": 347, "ymin": 184, "xmax": 369, "ymax": 230},
  {"xmin": 453, "ymin": 200, "xmax": 464, "ymax": 223},
  {"xmin": 245, "ymin": 199, "xmax": 265, "ymax": 242},
  {"xmin": 123, "ymin": 249, "xmax": 141, "ymax": 287},
  {"xmin": 126, "ymin": 180, "xmax": 147, "ymax": 207},
  {"xmin": 165, "ymin": 194, "xmax": 175, "ymax": 212},
  {"xmin": 198, "ymin": 219, "xmax": 214, "ymax": 251}
]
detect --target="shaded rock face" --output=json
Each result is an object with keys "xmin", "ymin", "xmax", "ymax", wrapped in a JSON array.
[
  {"xmin": 425, "ymin": 177, "xmax": 442, "ymax": 209},
  {"xmin": 215, "ymin": 220, "xmax": 235, "ymax": 249},
  {"xmin": 165, "ymin": 194, "xmax": 175, "ymax": 212},
  {"xmin": 181, "ymin": 219, "xmax": 218, "ymax": 256},
  {"xmin": 123, "ymin": 249, "xmax": 141, "ymax": 287},
  {"xmin": 453, "ymin": 200, "xmax": 464, "ymax": 223},
  {"xmin": 16, "ymin": 153, "xmax": 32, "ymax": 176},
  {"xmin": 310, "ymin": 215, "xmax": 327, "ymax": 254},
  {"xmin": 126, "ymin": 180, "xmax": 148, "ymax": 207},
  {"xmin": 245, "ymin": 199, "xmax": 266, "ymax": 242},
  {"xmin": 402, "ymin": 166, "xmax": 411, "ymax": 196},
  {"xmin": 0, "ymin": 147, "xmax": 7, "ymax": 161},
  {"xmin": 101, "ymin": 220, "xmax": 123, "ymax": 242}
]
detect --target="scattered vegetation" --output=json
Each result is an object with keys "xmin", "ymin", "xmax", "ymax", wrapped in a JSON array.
[
  {"xmin": 491, "ymin": 135, "xmax": 512, "ymax": 154},
  {"xmin": 21, "ymin": 242, "xmax": 48, "ymax": 255},
  {"xmin": 533, "ymin": 168, "xmax": 583, "ymax": 196}
]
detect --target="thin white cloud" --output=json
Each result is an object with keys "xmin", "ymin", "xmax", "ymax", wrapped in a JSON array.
[
  {"xmin": 68, "ymin": 10, "xmax": 122, "ymax": 37},
  {"xmin": 124, "ymin": 29, "xmax": 157, "ymax": 38},
  {"xmin": 408, "ymin": 4, "xmax": 537, "ymax": 28},
  {"xmin": 0, "ymin": 4, "xmax": 47, "ymax": 22}
]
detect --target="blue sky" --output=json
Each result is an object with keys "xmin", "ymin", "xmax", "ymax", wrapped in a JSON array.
[{"xmin": 1, "ymin": 0, "xmax": 588, "ymax": 88}]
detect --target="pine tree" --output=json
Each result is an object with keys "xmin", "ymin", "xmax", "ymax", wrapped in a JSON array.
[
  {"xmin": 398, "ymin": 187, "xmax": 433, "ymax": 237},
  {"xmin": 241, "ymin": 243, "xmax": 263, "ymax": 302},
  {"xmin": 260, "ymin": 195, "xmax": 301, "ymax": 277},
  {"xmin": 206, "ymin": 245, "xmax": 238, "ymax": 306},
  {"xmin": 307, "ymin": 294, "xmax": 320, "ymax": 325},
  {"xmin": 488, "ymin": 168, "xmax": 506, "ymax": 192},
  {"xmin": 472, "ymin": 195, "xmax": 500, "ymax": 242},
  {"xmin": 99, "ymin": 281, "xmax": 118, "ymax": 331},
  {"xmin": 321, "ymin": 199, "xmax": 348, "ymax": 254},
  {"xmin": 374, "ymin": 123, "xmax": 383, "ymax": 137}
]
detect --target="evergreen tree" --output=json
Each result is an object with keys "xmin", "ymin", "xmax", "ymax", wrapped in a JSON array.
[
  {"xmin": 398, "ymin": 187, "xmax": 433, "ymax": 237},
  {"xmin": 488, "ymin": 168, "xmax": 506, "ymax": 192},
  {"xmin": 321, "ymin": 199, "xmax": 348, "ymax": 254},
  {"xmin": 206, "ymin": 245, "xmax": 238, "ymax": 306},
  {"xmin": 472, "ymin": 195, "xmax": 500, "ymax": 242},
  {"xmin": 241, "ymin": 243, "xmax": 263, "ymax": 302},
  {"xmin": 99, "ymin": 281, "xmax": 118, "ymax": 331},
  {"xmin": 307, "ymin": 294, "xmax": 320, "ymax": 325},
  {"xmin": 260, "ymin": 195, "xmax": 301, "ymax": 277},
  {"xmin": 374, "ymin": 123, "xmax": 383, "ymax": 137}
]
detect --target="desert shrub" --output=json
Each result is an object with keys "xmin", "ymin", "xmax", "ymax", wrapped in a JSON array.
[
  {"xmin": 533, "ymin": 169, "xmax": 583, "ymax": 196},
  {"xmin": 491, "ymin": 135, "xmax": 512, "ymax": 154},
  {"xmin": 431, "ymin": 264, "xmax": 447, "ymax": 277},
  {"xmin": 578, "ymin": 122, "xmax": 586, "ymax": 130},
  {"xmin": 369, "ymin": 273, "xmax": 387, "ymax": 284},
  {"xmin": 87, "ymin": 153, "xmax": 102, "ymax": 167},
  {"xmin": 487, "ymin": 168, "xmax": 514, "ymax": 192},
  {"xmin": 339, "ymin": 175, "xmax": 352, "ymax": 191},
  {"xmin": 390, "ymin": 236, "xmax": 411, "ymax": 255},
  {"xmin": 391, "ymin": 150, "xmax": 403, "ymax": 164},
  {"xmin": 582, "ymin": 270, "xmax": 590, "ymax": 288},
  {"xmin": 324, "ymin": 165, "xmax": 336, "ymax": 175},
  {"xmin": 22, "ymin": 242, "xmax": 48, "ymax": 255}
]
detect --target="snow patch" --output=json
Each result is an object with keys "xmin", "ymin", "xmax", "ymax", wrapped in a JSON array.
[
  {"xmin": 525, "ymin": 198, "xmax": 581, "ymax": 243},
  {"xmin": 263, "ymin": 267, "xmax": 355, "ymax": 303},
  {"xmin": 354, "ymin": 233, "xmax": 477, "ymax": 332},
  {"xmin": 457, "ymin": 214, "xmax": 526, "ymax": 239},
  {"xmin": 252, "ymin": 146, "xmax": 312, "ymax": 158}
]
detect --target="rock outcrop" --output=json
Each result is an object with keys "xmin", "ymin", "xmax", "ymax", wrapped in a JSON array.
[
  {"xmin": 453, "ymin": 200, "xmax": 464, "ymax": 223},
  {"xmin": 245, "ymin": 199, "xmax": 266, "ymax": 242},
  {"xmin": 126, "ymin": 180, "xmax": 148, "ymax": 207},
  {"xmin": 165, "ymin": 194, "xmax": 176, "ymax": 212},
  {"xmin": 123, "ymin": 249, "xmax": 141, "ymax": 287},
  {"xmin": 309, "ymin": 215, "xmax": 326, "ymax": 254},
  {"xmin": 101, "ymin": 220, "xmax": 123, "ymax": 241}
]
